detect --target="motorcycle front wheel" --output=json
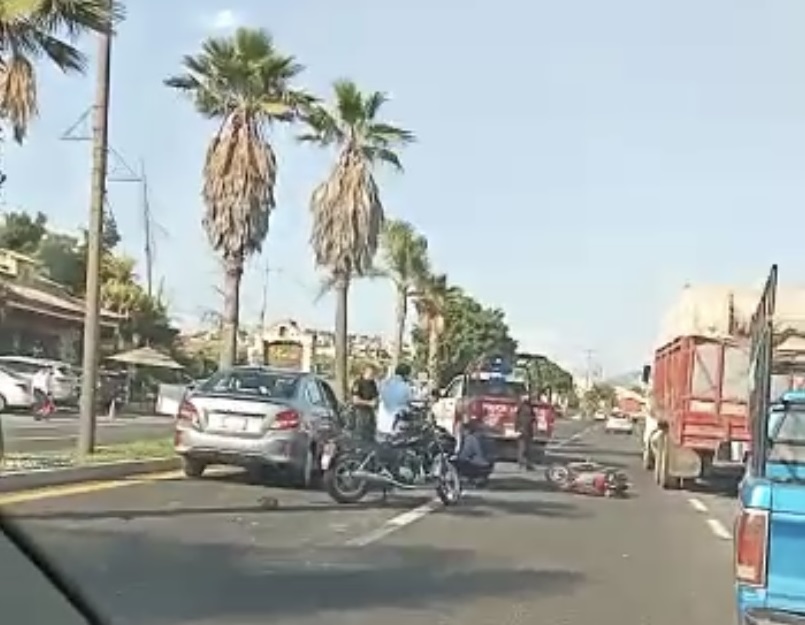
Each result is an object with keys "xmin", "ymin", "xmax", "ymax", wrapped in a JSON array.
[
  {"xmin": 545, "ymin": 463, "xmax": 571, "ymax": 486},
  {"xmin": 434, "ymin": 454, "xmax": 462, "ymax": 506},
  {"xmin": 323, "ymin": 453, "xmax": 370, "ymax": 504}
]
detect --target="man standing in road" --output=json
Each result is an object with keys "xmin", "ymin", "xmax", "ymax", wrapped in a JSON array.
[
  {"xmin": 515, "ymin": 396, "xmax": 535, "ymax": 471},
  {"xmin": 376, "ymin": 363, "xmax": 413, "ymax": 441},
  {"xmin": 350, "ymin": 364, "xmax": 379, "ymax": 441}
]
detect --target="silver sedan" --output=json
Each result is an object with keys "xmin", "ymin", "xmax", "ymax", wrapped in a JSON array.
[{"xmin": 174, "ymin": 366, "xmax": 342, "ymax": 488}]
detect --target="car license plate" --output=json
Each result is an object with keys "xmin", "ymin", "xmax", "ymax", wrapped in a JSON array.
[
  {"xmin": 320, "ymin": 443, "xmax": 336, "ymax": 470},
  {"xmin": 223, "ymin": 416, "xmax": 247, "ymax": 431},
  {"xmin": 536, "ymin": 415, "xmax": 548, "ymax": 431},
  {"xmin": 503, "ymin": 425, "xmax": 517, "ymax": 438}
]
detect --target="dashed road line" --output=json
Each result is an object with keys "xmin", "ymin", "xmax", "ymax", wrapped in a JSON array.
[
  {"xmin": 706, "ymin": 518, "xmax": 732, "ymax": 540},
  {"xmin": 686, "ymin": 496, "xmax": 733, "ymax": 541},
  {"xmin": 687, "ymin": 497, "xmax": 709, "ymax": 513}
]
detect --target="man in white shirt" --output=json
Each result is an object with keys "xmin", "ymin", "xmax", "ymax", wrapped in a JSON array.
[{"xmin": 376, "ymin": 363, "xmax": 413, "ymax": 440}]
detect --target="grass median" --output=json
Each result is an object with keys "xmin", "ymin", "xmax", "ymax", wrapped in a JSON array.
[{"xmin": 1, "ymin": 438, "xmax": 175, "ymax": 473}]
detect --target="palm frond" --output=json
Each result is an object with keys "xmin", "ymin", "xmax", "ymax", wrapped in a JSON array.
[
  {"xmin": 202, "ymin": 111, "xmax": 275, "ymax": 258},
  {"xmin": 0, "ymin": 53, "xmax": 37, "ymax": 141},
  {"xmin": 309, "ymin": 145, "xmax": 384, "ymax": 277}
]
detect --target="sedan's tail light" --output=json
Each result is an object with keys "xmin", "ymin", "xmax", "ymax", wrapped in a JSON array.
[
  {"xmin": 734, "ymin": 508, "xmax": 769, "ymax": 587},
  {"xmin": 270, "ymin": 409, "xmax": 301, "ymax": 431}
]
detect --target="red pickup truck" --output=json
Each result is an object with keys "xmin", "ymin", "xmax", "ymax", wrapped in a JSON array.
[{"xmin": 432, "ymin": 371, "xmax": 556, "ymax": 462}]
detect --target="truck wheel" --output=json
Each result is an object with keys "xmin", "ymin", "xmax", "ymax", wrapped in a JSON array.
[
  {"xmin": 656, "ymin": 436, "xmax": 678, "ymax": 490},
  {"xmin": 642, "ymin": 444, "xmax": 655, "ymax": 471}
]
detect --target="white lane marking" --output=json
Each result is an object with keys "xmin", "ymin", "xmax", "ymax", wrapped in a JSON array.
[
  {"xmin": 688, "ymin": 497, "xmax": 709, "ymax": 513},
  {"xmin": 347, "ymin": 424, "xmax": 596, "ymax": 548},
  {"xmin": 346, "ymin": 500, "xmax": 440, "ymax": 547},
  {"xmin": 548, "ymin": 423, "xmax": 597, "ymax": 449},
  {"xmin": 706, "ymin": 518, "xmax": 732, "ymax": 540}
]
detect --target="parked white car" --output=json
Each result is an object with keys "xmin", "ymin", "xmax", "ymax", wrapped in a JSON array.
[
  {"xmin": 605, "ymin": 413, "xmax": 634, "ymax": 434},
  {"xmin": 0, "ymin": 364, "xmax": 36, "ymax": 412},
  {"xmin": 0, "ymin": 356, "xmax": 79, "ymax": 403}
]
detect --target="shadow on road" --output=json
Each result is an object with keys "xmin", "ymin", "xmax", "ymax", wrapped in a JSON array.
[
  {"xmin": 7, "ymin": 496, "xmax": 434, "ymax": 522},
  {"xmin": 9, "ymin": 525, "xmax": 586, "ymax": 622},
  {"xmin": 447, "ymin": 494, "xmax": 590, "ymax": 519},
  {"xmin": 688, "ymin": 477, "xmax": 740, "ymax": 498},
  {"xmin": 545, "ymin": 452, "xmax": 630, "ymax": 469}
]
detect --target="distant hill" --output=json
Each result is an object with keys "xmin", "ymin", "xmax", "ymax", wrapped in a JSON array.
[{"xmin": 605, "ymin": 370, "xmax": 643, "ymax": 388}]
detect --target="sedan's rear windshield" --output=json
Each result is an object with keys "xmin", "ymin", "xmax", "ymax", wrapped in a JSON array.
[
  {"xmin": 466, "ymin": 378, "xmax": 527, "ymax": 399},
  {"xmin": 198, "ymin": 369, "xmax": 300, "ymax": 399},
  {"xmin": 0, "ymin": 360, "xmax": 42, "ymax": 375},
  {"xmin": 0, "ymin": 364, "xmax": 25, "ymax": 380}
]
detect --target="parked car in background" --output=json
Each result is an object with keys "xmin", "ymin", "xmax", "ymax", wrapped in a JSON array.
[
  {"xmin": 174, "ymin": 366, "xmax": 342, "ymax": 488},
  {"xmin": 0, "ymin": 364, "xmax": 35, "ymax": 412},
  {"xmin": 0, "ymin": 356, "xmax": 79, "ymax": 405},
  {"xmin": 605, "ymin": 412, "xmax": 635, "ymax": 434}
]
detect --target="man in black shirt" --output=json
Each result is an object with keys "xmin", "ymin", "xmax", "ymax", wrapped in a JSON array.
[{"xmin": 350, "ymin": 365, "xmax": 379, "ymax": 440}]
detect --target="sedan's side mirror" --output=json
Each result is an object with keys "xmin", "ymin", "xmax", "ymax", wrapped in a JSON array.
[{"xmin": 430, "ymin": 389, "xmax": 443, "ymax": 400}]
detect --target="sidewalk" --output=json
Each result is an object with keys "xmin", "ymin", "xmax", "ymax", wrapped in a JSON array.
[{"xmin": 2, "ymin": 413, "xmax": 174, "ymax": 427}]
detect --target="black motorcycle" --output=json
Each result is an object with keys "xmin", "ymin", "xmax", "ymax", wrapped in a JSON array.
[{"xmin": 321, "ymin": 406, "xmax": 462, "ymax": 506}]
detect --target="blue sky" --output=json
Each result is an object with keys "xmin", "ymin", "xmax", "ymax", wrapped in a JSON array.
[{"xmin": 2, "ymin": 0, "xmax": 804, "ymax": 375}]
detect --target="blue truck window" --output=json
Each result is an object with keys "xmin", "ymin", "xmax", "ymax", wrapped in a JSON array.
[{"xmin": 767, "ymin": 405, "xmax": 805, "ymax": 464}]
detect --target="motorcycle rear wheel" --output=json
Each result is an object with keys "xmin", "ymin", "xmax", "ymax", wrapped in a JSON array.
[{"xmin": 323, "ymin": 453, "xmax": 370, "ymax": 504}]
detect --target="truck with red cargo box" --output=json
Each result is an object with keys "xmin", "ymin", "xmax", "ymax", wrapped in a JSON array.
[{"xmin": 642, "ymin": 284, "xmax": 805, "ymax": 489}]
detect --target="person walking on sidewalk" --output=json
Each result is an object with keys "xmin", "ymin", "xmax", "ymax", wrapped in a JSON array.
[{"xmin": 32, "ymin": 366, "xmax": 56, "ymax": 420}]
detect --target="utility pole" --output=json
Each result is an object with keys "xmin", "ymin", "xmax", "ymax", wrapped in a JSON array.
[
  {"xmin": 77, "ymin": 14, "xmax": 113, "ymax": 457},
  {"xmin": 258, "ymin": 259, "xmax": 270, "ymax": 330},
  {"xmin": 584, "ymin": 349, "xmax": 595, "ymax": 390},
  {"xmin": 140, "ymin": 160, "xmax": 153, "ymax": 298}
]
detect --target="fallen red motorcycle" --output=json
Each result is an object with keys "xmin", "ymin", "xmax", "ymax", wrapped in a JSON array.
[{"xmin": 545, "ymin": 461, "xmax": 629, "ymax": 497}]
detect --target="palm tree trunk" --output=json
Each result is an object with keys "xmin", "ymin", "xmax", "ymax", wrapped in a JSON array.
[
  {"xmin": 219, "ymin": 255, "xmax": 243, "ymax": 369},
  {"xmin": 334, "ymin": 271, "xmax": 350, "ymax": 400},
  {"xmin": 427, "ymin": 322, "xmax": 439, "ymax": 389},
  {"xmin": 392, "ymin": 285, "xmax": 408, "ymax": 369}
]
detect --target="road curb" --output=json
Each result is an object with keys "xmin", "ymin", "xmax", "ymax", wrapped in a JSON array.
[{"xmin": 0, "ymin": 457, "xmax": 181, "ymax": 493}]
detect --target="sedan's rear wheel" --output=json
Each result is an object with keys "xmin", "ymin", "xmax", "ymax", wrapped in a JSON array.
[
  {"xmin": 289, "ymin": 447, "xmax": 314, "ymax": 489},
  {"xmin": 182, "ymin": 456, "xmax": 207, "ymax": 478}
]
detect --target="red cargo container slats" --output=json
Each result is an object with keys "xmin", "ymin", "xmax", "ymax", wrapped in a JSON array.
[{"xmin": 653, "ymin": 336, "xmax": 749, "ymax": 453}]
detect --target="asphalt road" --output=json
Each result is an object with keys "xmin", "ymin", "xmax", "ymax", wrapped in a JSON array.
[
  {"xmin": 1, "ymin": 414, "xmax": 174, "ymax": 453},
  {"xmin": 0, "ymin": 420, "xmax": 736, "ymax": 625}
]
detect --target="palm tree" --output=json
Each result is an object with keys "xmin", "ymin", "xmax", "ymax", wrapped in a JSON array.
[
  {"xmin": 301, "ymin": 79, "xmax": 413, "ymax": 398},
  {"xmin": 165, "ymin": 28, "xmax": 313, "ymax": 368},
  {"xmin": 414, "ymin": 272, "xmax": 449, "ymax": 388},
  {"xmin": 377, "ymin": 219, "xmax": 429, "ymax": 369},
  {"xmin": 0, "ymin": 0, "xmax": 119, "ymax": 142}
]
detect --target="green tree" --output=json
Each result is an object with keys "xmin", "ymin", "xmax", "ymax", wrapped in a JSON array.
[
  {"xmin": 376, "ymin": 219, "xmax": 429, "ymax": 369},
  {"xmin": 165, "ymin": 27, "xmax": 312, "ymax": 369},
  {"xmin": 413, "ymin": 286, "xmax": 518, "ymax": 387},
  {"xmin": 0, "ymin": 209, "xmax": 47, "ymax": 253},
  {"xmin": 517, "ymin": 352, "xmax": 574, "ymax": 403},
  {"xmin": 583, "ymin": 382, "xmax": 617, "ymax": 413},
  {"xmin": 0, "ymin": 0, "xmax": 120, "ymax": 142},
  {"xmin": 301, "ymin": 79, "xmax": 413, "ymax": 398},
  {"xmin": 2, "ymin": 208, "xmax": 174, "ymax": 350}
]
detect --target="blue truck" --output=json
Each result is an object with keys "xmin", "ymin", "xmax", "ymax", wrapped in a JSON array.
[{"xmin": 735, "ymin": 264, "xmax": 805, "ymax": 624}]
